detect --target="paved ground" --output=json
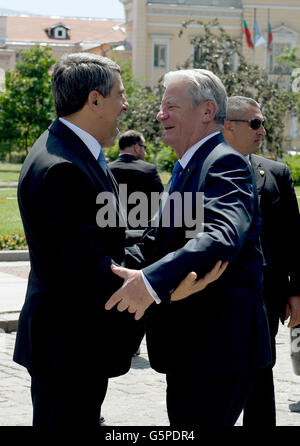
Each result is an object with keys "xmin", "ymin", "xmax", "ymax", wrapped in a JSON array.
[{"xmin": 0, "ymin": 262, "xmax": 300, "ymax": 427}]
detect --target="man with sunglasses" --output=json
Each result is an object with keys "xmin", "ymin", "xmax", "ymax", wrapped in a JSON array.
[
  {"xmin": 223, "ymin": 95, "xmax": 300, "ymax": 426},
  {"xmin": 108, "ymin": 130, "xmax": 163, "ymax": 231}
]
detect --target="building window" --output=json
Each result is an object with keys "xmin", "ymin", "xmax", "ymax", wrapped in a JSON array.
[
  {"xmin": 270, "ymin": 43, "xmax": 292, "ymax": 74},
  {"xmin": 268, "ymin": 25, "xmax": 297, "ymax": 75},
  {"xmin": 54, "ymin": 27, "xmax": 67, "ymax": 39},
  {"xmin": 0, "ymin": 69, "xmax": 5, "ymax": 92},
  {"xmin": 290, "ymin": 114, "xmax": 298, "ymax": 140},
  {"xmin": 193, "ymin": 46, "xmax": 202, "ymax": 66},
  {"xmin": 154, "ymin": 44, "xmax": 167, "ymax": 68}
]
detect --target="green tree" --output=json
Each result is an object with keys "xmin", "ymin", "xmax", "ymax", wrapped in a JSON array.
[
  {"xmin": 276, "ymin": 46, "xmax": 300, "ymax": 114},
  {"xmin": 0, "ymin": 45, "xmax": 56, "ymax": 157},
  {"xmin": 179, "ymin": 19, "xmax": 297, "ymax": 157},
  {"xmin": 117, "ymin": 60, "xmax": 163, "ymax": 146}
]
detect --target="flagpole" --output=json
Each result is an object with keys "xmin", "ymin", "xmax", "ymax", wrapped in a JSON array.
[
  {"xmin": 267, "ymin": 8, "xmax": 270, "ymax": 72},
  {"xmin": 253, "ymin": 8, "xmax": 256, "ymax": 65},
  {"xmin": 241, "ymin": 8, "xmax": 244, "ymax": 53}
]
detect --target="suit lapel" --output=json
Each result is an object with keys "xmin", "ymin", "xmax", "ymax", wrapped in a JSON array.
[
  {"xmin": 174, "ymin": 133, "xmax": 225, "ymax": 193},
  {"xmin": 158, "ymin": 133, "xmax": 224, "ymax": 226},
  {"xmin": 250, "ymin": 154, "xmax": 266, "ymax": 195},
  {"xmin": 49, "ymin": 119, "xmax": 114, "ymax": 194}
]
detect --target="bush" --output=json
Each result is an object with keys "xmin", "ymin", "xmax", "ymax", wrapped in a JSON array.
[
  {"xmin": 104, "ymin": 140, "xmax": 176, "ymax": 172},
  {"xmin": 0, "ymin": 232, "xmax": 27, "ymax": 250},
  {"xmin": 283, "ymin": 154, "xmax": 300, "ymax": 185},
  {"xmin": 155, "ymin": 145, "xmax": 177, "ymax": 173},
  {"xmin": 104, "ymin": 143, "xmax": 119, "ymax": 162}
]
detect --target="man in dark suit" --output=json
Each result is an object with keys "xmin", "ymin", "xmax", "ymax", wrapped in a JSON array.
[
  {"xmin": 105, "ymin": 69, "xmax": 272, "ymax": 426},
  {"xmin": 12, "ymin": 53, "xmax": 146, "ymax": 427},
  {"xmin": 108, "ymin": 130, "xmax": 163, "ymax": 230},
  {"xmin": 223, "ymin": 95, "xmax": 300, "ymax": 426}
]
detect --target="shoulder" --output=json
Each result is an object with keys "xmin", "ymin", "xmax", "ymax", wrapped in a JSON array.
[
  {"xmin": 251, "ymin": 154, "xmax": 290, "ymax": 178},
  {"xmin": 107, "ymin": 159, "xmax": 119, "ymax": 168},
  {"xmin": 136, "ymin": 159, "xmax": 158, "ymax": 171},
  {"xmin": 212, "ymin": 141, "xmax": 250, "ymax": 169}
]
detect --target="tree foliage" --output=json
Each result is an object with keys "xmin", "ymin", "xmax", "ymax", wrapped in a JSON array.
[
  {"xmin": 0, "ymin": 45, "xmax": 56, "ymax": 157},
  {"xmin": 117, "ymin": 60, "xmax": 163, "ymax": 145},
  {"xmin": 179, "ymin": 19, "xmax": 297, "ymax": 157}
]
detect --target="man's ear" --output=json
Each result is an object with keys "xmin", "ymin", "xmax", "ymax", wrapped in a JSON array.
[
  {"xmin": 202, "ymin": 100, "xmax": 218, "ymax": 123},
  {"xmin": 133, "ymin": 144, "xmax": 140, "ymax": 157},
  {"xmin": 224, "ymin": 120, "xmax": 234, "ymax": 132},
  {"xmin": 87, "ymin": 90, "xmax": 102, "ymax": 111}
]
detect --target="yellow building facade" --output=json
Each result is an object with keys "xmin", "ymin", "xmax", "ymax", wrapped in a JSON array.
[{"xmin": 120, "ymin": 0, "xmax": 300, "ymax": 150}]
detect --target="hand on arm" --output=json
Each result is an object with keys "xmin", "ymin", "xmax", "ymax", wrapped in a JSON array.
[
  {"xmin": 285, "ymin": 295, "xmax": 300, "ymax": 327},
  {"xmin": 171, "ymin": 261, "xmax": 229, "ymax": 301}
]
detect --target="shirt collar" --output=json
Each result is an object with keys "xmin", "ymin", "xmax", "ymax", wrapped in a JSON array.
[
  {"xmin": 59, "ymin": 117, "xmax": 102, "ymax": 161},
  {"xmin": 245, "ymin": 154, "xmax": 251, "ymax": 164},
  {"xmin": 178, "ymin": 131, "xmax": 221, "ymax": 169}
]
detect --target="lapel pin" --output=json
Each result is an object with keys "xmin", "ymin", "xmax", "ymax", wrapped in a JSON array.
[{"xmin": 259, "ymin": 170, "xmax": 265, "ymax": 176}]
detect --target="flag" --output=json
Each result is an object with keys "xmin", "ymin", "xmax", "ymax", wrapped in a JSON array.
[
  {"xmin": 242, "ymin": 20, "xmax": 254, "ymax": 49},
  {"xmin": 253, "ymin": 19, "xmax": 266, "ymax": 48},
  {"xmin": 267, "ymin": 23, "xmax": 273, "ymax": 53}
]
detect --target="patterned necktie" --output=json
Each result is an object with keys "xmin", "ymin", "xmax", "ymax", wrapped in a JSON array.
[
  {"xmin": 97, "ymin": 149, "xmax": 107, "ymax": 175},
  {"xmin": 170, "ymin": 160, "xmax": 183, "ymax": 192}
]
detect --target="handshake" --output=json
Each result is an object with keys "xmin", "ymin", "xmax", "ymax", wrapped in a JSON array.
[{"xmin": 105, "ymin": 260, "xmax": 229, "ymax": 320}]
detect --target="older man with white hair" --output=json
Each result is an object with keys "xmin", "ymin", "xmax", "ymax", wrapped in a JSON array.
[{"xmin": 106, "ymin": 69, "xmax": 272, "ymax": 426}]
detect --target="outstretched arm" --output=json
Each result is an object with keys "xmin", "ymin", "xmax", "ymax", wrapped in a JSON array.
[{"xmin": 105, "ymin": 261, "xmax": 228, "ymax": 320}]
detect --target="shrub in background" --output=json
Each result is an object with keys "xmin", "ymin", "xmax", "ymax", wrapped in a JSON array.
[{"xmin": 284, "ymin": 154, "xmax": 300, "ymax": 185}]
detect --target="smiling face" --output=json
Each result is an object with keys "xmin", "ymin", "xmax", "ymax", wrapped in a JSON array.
[
  {"xmin": 156, "ymin": 81, "xmax": 211, "ymax": 158},
  {"xmin": 99, "ymin": 73, "xmax": 129, "ymax": 148},
  {"xmin": 225, "ymin": 104, "xmax": 266, "ymax": 156}
]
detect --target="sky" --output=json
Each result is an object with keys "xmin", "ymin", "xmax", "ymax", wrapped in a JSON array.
[{"xmin": 0, "ymin": 0, "xmax": 125, "ymax": 19}]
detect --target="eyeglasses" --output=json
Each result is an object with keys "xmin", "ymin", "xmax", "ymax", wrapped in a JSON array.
[
  {"xmin": 138, "ymin": 143, "xmax": 147, "ymax": 149},
  {"xmin": 229, "ymin": 118, "xmax": 265, "ymax": 130}
]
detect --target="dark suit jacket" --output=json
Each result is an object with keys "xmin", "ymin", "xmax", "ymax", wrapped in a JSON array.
[
  {"xmin": 13, "ymin": 119, "xmax": 144, "ymax": 378},
  {"xmin": 250, "ymin": 154, "xmax": 300, "ymax": 331},
  {"xmin": 108, "ymin": 154, "xmax": 164, "ymax": 229},
  {"xmin": 126, "ymin": 133, "xmax": 272, "ymax": 377}
]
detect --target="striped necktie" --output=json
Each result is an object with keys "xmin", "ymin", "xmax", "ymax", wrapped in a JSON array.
[
  {"xmin": 97, "ymin": 149, "xmax": 107, "ymax": 175},
  {"xmin": 170, "ymin": 160, "xmax": 183, "ymax": 192}
]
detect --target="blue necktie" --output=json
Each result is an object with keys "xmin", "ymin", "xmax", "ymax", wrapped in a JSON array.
[
  {"xmin": 97, "ymin": 150, "xmax": 107, "ymax": 175},
  {"xmin": 170, "ymin": 161, "xmax": 183, "ymax": 192}
]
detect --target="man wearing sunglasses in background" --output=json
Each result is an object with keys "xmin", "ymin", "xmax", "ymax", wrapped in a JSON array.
[{"xmin": 223, "ymin": 96, "xmax": 300, "ymax": 426}]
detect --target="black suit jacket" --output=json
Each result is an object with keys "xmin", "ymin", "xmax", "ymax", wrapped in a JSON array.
[
  {"xmin": 126, "ymin": 133, "xmax": 272, "ymax": 377},
  {"xmin": 108, "ymin": 154, "xmax": 164, "ymax": 229},
  {"xmin": 250, "ymin": 154, "xmax": 300, "ymax": 326},
  {"xmin": 13, "ymin": 119, "xmax": 144, "ymax": 378}
]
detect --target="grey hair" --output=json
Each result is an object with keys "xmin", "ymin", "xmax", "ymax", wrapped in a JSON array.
[
  {"xmin": 52, "ymin": 52, "xmax": 121, "ymax": 117},
  {"xmin": 163, "ymin": 69, "xmax": 227, "ymax": 128},
  {"xmin": 227, "ymin": 96, "xmax": 261, "ymax": 120}
]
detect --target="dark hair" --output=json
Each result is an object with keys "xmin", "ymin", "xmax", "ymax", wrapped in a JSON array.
[
  {"xmin": 118, "ymin": 130, "xmax": 144, "ymax": 150},
  {"xmin": 52, "ymin": 52, "xmax": 121, "ymax": 117}
]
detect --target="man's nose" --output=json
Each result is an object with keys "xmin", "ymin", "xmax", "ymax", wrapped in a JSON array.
[
  {"xmin": 258, "ymin": 124, "xmax": 266, "ymax": 136},
  {"xmin": 123, "ymin": 99, "xmax": 129, "ymax": 111},
  {"xmin": 157, "ymin": 109, "xmax": 167, "ymax": 121}
]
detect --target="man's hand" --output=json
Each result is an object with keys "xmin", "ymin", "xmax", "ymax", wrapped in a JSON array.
[
  {"xmin": 105, "ymin": 265, "xmax": 154, "ymax": 320},
  {"xmin": 285, "ymin": 295, "xmax": 300, "ymax": 327},
  {"xmin": 171, "ymin": 260, "xmax": 229, "ymax": 301}
]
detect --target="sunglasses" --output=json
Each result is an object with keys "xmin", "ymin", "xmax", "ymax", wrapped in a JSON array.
[
  {"xmin": 138, "ymin": 143, "xmax": 147, "ymax": 149},
  {"xmin": 229, "ymin": 118, "xmax": 265, "ymax": 130}
]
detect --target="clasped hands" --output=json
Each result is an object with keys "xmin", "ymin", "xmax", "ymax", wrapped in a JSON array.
[{"xmin": 105, "ymin": 261, "xmax": 228, "ymax": 320}]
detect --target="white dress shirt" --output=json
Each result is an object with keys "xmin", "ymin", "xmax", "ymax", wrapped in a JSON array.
[{"xmin": 59, "ymin": 117, "xmax": 104, "ymax": 162}]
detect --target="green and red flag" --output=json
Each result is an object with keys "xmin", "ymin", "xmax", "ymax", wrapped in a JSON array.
[
  {"xmin": 242, "ymin": 20, "xmax": 254, "ymax": 50},
  {"xmin": 267, "ymin": 23, "xmax": 273, "ymax": 53}
]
